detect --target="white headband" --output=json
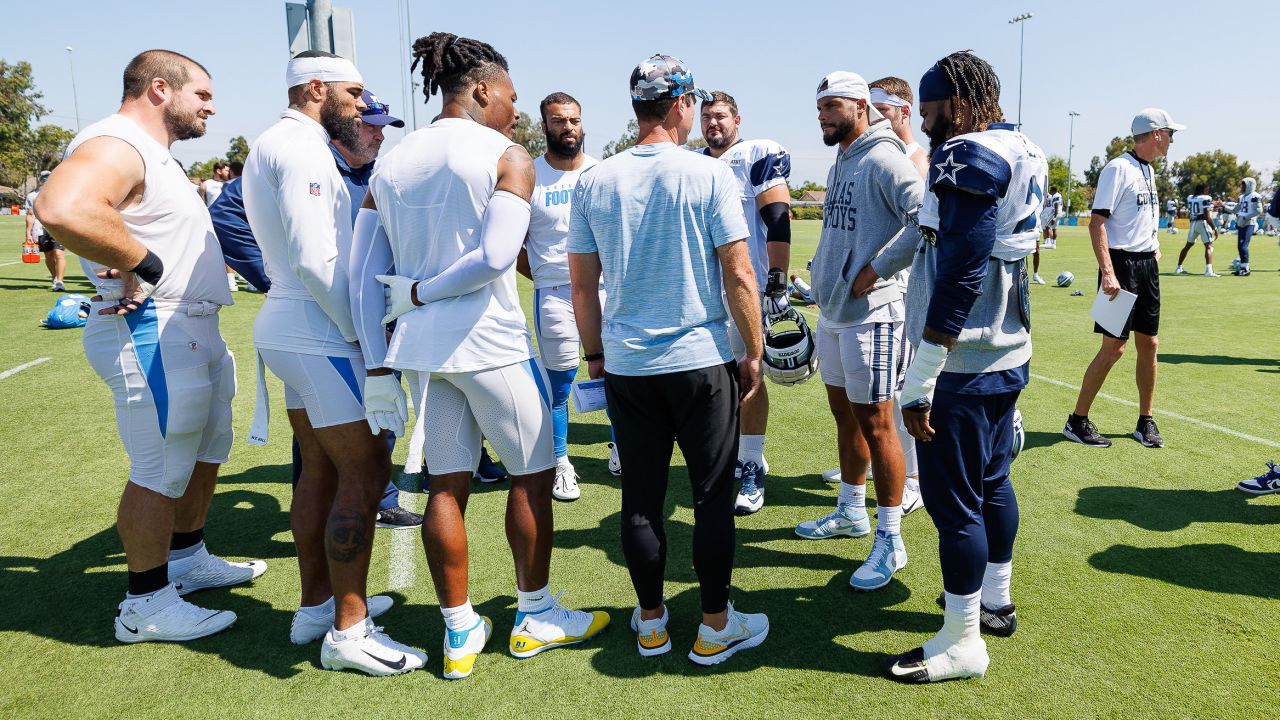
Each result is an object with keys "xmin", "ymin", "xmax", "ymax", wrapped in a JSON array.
[
  {"xmin": 869, "ymin": 87, "xmax": 908, "ymax": 108},
  {"xmin": 285, "ymin": 56, "xmax": 363, "ymax": 88}
]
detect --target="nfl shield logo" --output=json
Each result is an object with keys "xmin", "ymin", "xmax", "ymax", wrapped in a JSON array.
[{"xmin": 309, "ymin": 182, "xmax": 321, "ymax": 196}]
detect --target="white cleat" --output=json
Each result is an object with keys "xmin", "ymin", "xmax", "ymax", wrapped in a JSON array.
[
  {"xmin": 170, "ymin": 546, "xmax": 267, "ymax": 596},
  {"xmin": 849, "ymin": 530, "xmax": 907, "ymax": 591},
  {"xmin": 320, "ymin": 618, "xmax": 427, "ymax": 676},
  {"xmin": 291, "ymin": 595, "xmax": 395, "ymax": 645},
  {"xmin": 443, "ymin": 615, "xmax": 493, "ymax": 680},
  {"xmin": 509, "ymin": 592, "xmax": 611, "ymax": 658},
  {"xmin": 795, "ymin": 506, "xmax": 870, "ymax": 539},
  {"xmin": 822, "ymin": 468, "xmax": 841, "ymax": 483},
  {"xmin": 630, "ymin": 605, "xmax": 672, "ymax": 657},
  {"xmin": 552, "ymin": 460, "xmax": 581, "ymax": 502},
  {"xmin": 688, "ymin": 602, "xmax": 769, "ymax": 666},
  {"xmin": 115, "ymin": 584, "xmax": 237, "ymax": 644},
  {"xmin": 1032, "ymin": 273, "xmax": 1046, "ymax": 285},
  {"xmin": 607, "ymin": 443, "xmax": 622, "ymax": 476},
  {"xmin": 901, "ymin": 483, "xmax": 924, "ymax": 515},
  {"xmin": 884, "ymin": 636, "xmax": 990, "ymax": 683}
]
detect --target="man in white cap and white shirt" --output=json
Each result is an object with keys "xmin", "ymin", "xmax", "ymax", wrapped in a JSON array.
[
  {"xmin": 243, "ymin": 49, "xmax": 424, "ymax": 675},
  {"xmin": 1064, "ymin": 108, "xmax": 1184, "ymax": 451},
  {"xmin": 801, "ymin": 70, "xmax": 923, "ymax": 594}
]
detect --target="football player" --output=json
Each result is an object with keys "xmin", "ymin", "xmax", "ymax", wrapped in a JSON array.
[
  {"xmin": 870, "ymin": 50, "xmax": 1047, "ymax": 683},
  {"xmin": 1165, "ymin": 197, "xmax": 1178, "ymax": 233},
  {"xmin": 699, "ymin": 90, "xmax": 792, "ymax": 514},
  {"xmin": 1176, "ymin": 183, "xmax": 1218, "ymax": 276},
  {"xmin": 1233, "ymin": 176, "xmax": 1262, "ymax": 275},
  {"xmin": 805, "ymin": 71, "xmax": 923, "ymax": 592}
]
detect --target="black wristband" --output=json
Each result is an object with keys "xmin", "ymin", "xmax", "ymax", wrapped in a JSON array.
[
  {"xmin": 130, "ymin": 249, "xmax": 164, "ymax": 285},
  {"xmin": 583, "ymin": 351, "xmax": 604, "ymax": 362}
]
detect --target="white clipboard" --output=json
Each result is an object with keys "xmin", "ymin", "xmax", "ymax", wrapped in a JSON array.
[
  {"xmin": 1090, "ymin": 288, "xmax": 1138, "ymax": 336},
  {"xmin": 570, "ymin": 378, "xmax": 608, "ymax": 413}
]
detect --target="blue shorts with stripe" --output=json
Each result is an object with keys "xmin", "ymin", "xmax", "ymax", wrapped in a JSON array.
[{"xmin": 84, "ymin": 299, "xmax": 235, "ymax": 498}]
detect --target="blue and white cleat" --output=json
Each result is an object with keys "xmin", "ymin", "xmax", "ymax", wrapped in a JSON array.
[
  {"xmin": 795, "ymin": 506, "xmax": 870, "ymax": 539},
  {"xmin": 443, "ymin": 615, "xmax": 493, "ymax": 679},
  {"xmin": 1237, "ymin": 461, "xmax": 1280, "ymax": 495},
  {"xmin": 849, "ymin": 529, "xmax": 907, "ymax": 591},
  {"xmin": 734, "ymin": 461, "xmax": 765, "ymax": 515}
]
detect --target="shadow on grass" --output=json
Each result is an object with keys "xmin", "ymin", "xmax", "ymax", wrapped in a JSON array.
[
  {"xmin": 0, "ymin": 484, "xmax": 303, "ymax": 677},
  {"xmin": 1089, "ymin": 544, "xmax": 1280, "ymax": 599},
  {"xmin": 1075, "ymin": 486, "xmax": 1280, "ymax": 531},
  {"xmin": 1159, "ymin": 353, "xmax": 1280, "ymax": 368}
]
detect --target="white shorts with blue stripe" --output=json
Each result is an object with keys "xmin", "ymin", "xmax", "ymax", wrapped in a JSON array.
[
  {"xmin": 816, "ymin": 318, "xmax": 908, "ymax": 405},
  {"xmin": 83, "ymin": 299, "xmax": 235, "ymax": 498},
  {"xmin": 257, "ymin": 349, "xmax": 366, "ymax": 429},
  {"xmin": 405, "ymin": 358, "xmax": 555, "ymax": 476}
]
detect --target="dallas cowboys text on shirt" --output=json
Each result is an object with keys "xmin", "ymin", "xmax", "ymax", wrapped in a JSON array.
[{"xmin": 823, "ymin": 179, "xmax": 857, "ymax": 231}]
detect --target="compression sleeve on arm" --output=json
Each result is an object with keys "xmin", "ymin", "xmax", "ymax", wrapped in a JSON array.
[
  {"xmin": 924, "ymin": 185, "xmax": 1000, "ymax": 337},
  {"xmin": 412, "ymin": 190, "xmax": 531, "ymax": 304},
  {"xmin": 760, "ymin": 201, "xmax": 791, "ymax": 245},
  {"xmin": 350, "ymin": 207, "xmax": 395, "ymax": 369}
]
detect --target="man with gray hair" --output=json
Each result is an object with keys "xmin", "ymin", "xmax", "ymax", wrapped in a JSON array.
[
  {"xmin": 569, "ymin": 53, "xmax": 768, "ymax": 665},
  {"xmin": 243, "ymin": 50, "xmax": 423, "ymax": 675}
]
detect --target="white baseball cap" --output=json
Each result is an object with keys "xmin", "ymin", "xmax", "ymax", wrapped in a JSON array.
[
  {"xmin": 816, "ymin": 71, "xmax": 884, "ymax": 122},
  {"xmin": 1131, "ymin": 108, "xmax": 1186, "ymax": 136}
]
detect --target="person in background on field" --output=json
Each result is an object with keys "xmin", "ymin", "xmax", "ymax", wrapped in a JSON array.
[{"xmin": 25, "ymin": 170, "xmax": 66, "ymax": 291}]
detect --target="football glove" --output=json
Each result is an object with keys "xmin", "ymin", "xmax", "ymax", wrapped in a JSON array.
[
  {"xmin": 764, "ymin": 267, "xmax": 790, "ymax": 317},
  {"xmin": 898, "ymin": 340, "xmax": 948, "ymax": 412},
  {"xmin": 363, "ymin": 373, "xmax": 408, "ymax": 437},
  {"xmin": 376, "ymin": 274, "xmax": 418, "ymax": 325}
]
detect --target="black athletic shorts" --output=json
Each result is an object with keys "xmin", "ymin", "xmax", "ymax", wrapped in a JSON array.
[
  {"xmin": 37, "ymin": 233, "xmax": 63, "ymax": 252},
  {"xmin": 1095, "ymin": 248, "xmax": 1159, "ymax": 339}
]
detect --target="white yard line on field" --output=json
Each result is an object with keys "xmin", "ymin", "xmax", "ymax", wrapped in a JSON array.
[
  {"xmin": 793, "ymin": 305, "xmax": 1279, "ymax": 448},
  {"xmin": 387, "ymin": 488, "xmax": 419, "ymax": 590},
  {"xmin": 0, "ymin": 357, "xmax": 51, "ymax": 381},
  {"xmin": 0, "ymin": 260, "xmax": 23, "ymax": 267}
]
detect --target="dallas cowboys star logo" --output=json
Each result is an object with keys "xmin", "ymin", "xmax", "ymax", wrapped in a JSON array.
[{"xmin": 934, "ymin": 152, "xmax": 967, "ymax": 185}]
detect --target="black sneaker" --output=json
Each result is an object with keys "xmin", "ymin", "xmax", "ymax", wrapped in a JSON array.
[
  {"xmin": 1063, "ymin": 415, "xmax": 1111, "ymax": 447},
  {"xmin": 376, "ymin": 506, "xmax": 423, "ymax": 529},
  {"xmin": 474, "ymin": 447, "xmax": 508, "ymax": 483},
  {"xmin": 935, "ymin": 594, "xmax": 1017, "ymax": 637},
  {"xmin": 1134, "ymin": 417, "xmax": 1164, "ymax": 448}
]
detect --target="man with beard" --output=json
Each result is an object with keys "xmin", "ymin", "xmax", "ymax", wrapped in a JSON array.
[
  {"xmin": 519, "ymin": 92, "xmax": 601, "ymax": 501},
  {"xmin": 36, "ymin": 49, "xmax": 266, "ymax": 643},
  {"xmin": 698, "ymin": 90, "xmax": 791, "ymax": 515},
  {"xmin": 873, "ymin": 50, "xmax": 1047, "ymax": 683},
  {"xmin": 801, "ymin": 72, "xmax": 922, "ymax": 594},
  {"xmin": 354, "ymin": 32, "xmax": 609, "ymax": 680},
  {"xmin": 243, "ymin": 50, "xmax": 425, "ymax": 675}
]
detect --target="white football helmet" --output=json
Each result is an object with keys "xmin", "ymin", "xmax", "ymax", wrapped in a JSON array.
[{"xmin": 762, "ymin": 307, "xmax": 818, "ymax": 386}]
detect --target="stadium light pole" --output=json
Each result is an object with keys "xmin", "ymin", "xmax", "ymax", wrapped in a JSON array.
[
  {"xmin": 65, "ymin": 46, "xmax": 81, "ymax": 132},
  {"xmin": 1066, "ymin": 111, "xmax": 1080, "ymax": 215},
  {"xmin": 1009, "ymin": 13, "xmax": 1032, "ymax": 131},
  {"xmin": 405, "ymin": 0, "xmax": 419, "ymax": 131}
]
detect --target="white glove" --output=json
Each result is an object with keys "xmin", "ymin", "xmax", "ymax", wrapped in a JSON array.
[
  {"xmin": 363, "ymin": 373, "xmax": 408, "ymax": 437},
  {"xmin": 898, "ymin": 341, "xmax": 949, "ymax": 410},
  {"xmin": 376, "ymin": 274, "xmax": 418, "ymax": 324},
  {"xmin": 764, "ymin": 294, "xmax": 790, "ymax": 318}
]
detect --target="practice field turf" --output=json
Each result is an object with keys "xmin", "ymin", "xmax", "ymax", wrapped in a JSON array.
[{"xmin": 0, "ymin": 215, "xmax": 1277, "ymax": 719}]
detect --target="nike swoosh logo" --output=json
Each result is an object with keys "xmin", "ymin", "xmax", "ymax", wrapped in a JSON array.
[
  {"xmin": 941, "ymin": 140, "xmax": 964, "ymax": 151},
  {"xmin": 362, "ymin": 649, "xmax": 407, "ymax": 670},
  {"xmin": 120, "ymin": 622, "xmax": 139, "ymax": 633}
]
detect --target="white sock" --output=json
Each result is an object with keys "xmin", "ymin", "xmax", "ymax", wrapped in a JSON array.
[
  {"xmin": 299, "ymin": 596, "xmax": 335, "ymax": 617},
  {"xmin": 1176, "ymin": 265, "xmax": 1184, "ymax": 272},
  {"xmin": 837, "ymin": 481, "xmax": 866, "ymax": 512},
  {"xmin": 517, "ymin": 584, "xmax": 551, "ymax": 614},
  {"xmin": 924, "ymin": 590, "xmax": 981, "ymax": 656},
  {"xmin": 556, "ymin": 455, "xmax": 573, "ymax": 471},
  {"xmin": 441, "ymin": 598, "xmax": 481, "ymax": 631},
  {"xmin": 878, "ymin": 504, "xmax": 903, "ymax": 535},
  {"xmin": 981, "ymin": 561, "xmax": 1013, "ymax": 609},
  {"xmin": 1206, "ymin": 265, "xmax": 1213, "ymax": 273},
  {"xmin": 331, "ymin": 616, "xmax": 371, "ymax": 641},
  {"xmin": 739, "ymin": 435, "xmax": 766, "ymax": 467}
]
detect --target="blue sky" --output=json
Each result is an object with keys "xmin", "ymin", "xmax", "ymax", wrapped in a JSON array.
[{"xmin": 4, "ymin": 0, "xmax": 1277, "ymax": 185}]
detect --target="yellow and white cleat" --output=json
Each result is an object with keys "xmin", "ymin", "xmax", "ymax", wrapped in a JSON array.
[
  {"xmin": 443, "ymin": 615, "xmax": 492, "ymax": 680},
  {"xmin": 509, "ymin": 592, "xmax": 610, "ymax": 659},
  {"xmin": 688, "ymin": 602, "xmax": 769, "ymax": 666},
  {"xmin": 630, "ymin": 605, "xmax": 671, "ymax": 657}
]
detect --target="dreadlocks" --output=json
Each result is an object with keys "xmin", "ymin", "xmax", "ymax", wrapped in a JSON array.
[
  {"xmin": 936, "ymin": 50, "xmax": 1004, "ymax": 132},
  {"xmin": 410, "ymin": 32, "xmax": 509, "ymax": 99}
]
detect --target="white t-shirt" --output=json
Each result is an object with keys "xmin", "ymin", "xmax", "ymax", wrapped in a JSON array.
[
  {"xmin": 24, "ymin": 190, "xmax": 43, "ymax": 235},
  {"xmin": 369, "ymin": 117, "xmax": 533, "ymax": 373},
  {"xmin": 1092, "ymin": 152, "xmax": 1160, "ymax": 252},
  {"xmin": 527, "ymin": 153, "xmax": 599, "ymax": 288},
  {"xmin": 702, "ymin": 138, "xmax": 790, "ymax": 291},
  {"xmin": 243, "ymin": 109, "xmax": 359, "ymax": 357},
  {"xmin": 65, "ymin": 114, "xmax": 233, "ymax": 305},
  {"xmin": 202, "ymin": 178, "xmax": 224, "ymax": 207}
]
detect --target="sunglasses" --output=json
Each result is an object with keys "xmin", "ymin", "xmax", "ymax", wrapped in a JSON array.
[{"xmin": 363, "ymin": 100, "xmax": 391, "ymax": 116}]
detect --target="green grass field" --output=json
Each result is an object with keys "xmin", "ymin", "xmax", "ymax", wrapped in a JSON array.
[{"xmin": 0, "ymin": 215, "xmax": 1277, "ymax": 719}]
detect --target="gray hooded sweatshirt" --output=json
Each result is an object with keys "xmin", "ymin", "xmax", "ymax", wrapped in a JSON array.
[{"xmin": 809, "ymin": 122, "xmax": 924, "ymax": 324}]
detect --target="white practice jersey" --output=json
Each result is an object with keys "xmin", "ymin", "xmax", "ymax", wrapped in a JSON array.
[
  {"xmin": 527, "ymin": 153, "xmax": 599, "ymax": 288},
  {"xmin": 702, "ymin": 138, "xmax": 791, "ymax": 291},
  {"xmin": 926, "ymin": 122, "xmax": 1049, "ymax": 260},
  {"xmin": 1188, "ymin": 194, "xmax": 1213, "ymax": 220},
  {"xmin": 1042, "ymin": 191, "xmax": 1063, "ymax": 220},
  {"xmin": 1166, "ymin": 199, "xmax": 1176, "ymax": 213},
  {"xmin": 202, "ymin": 178, "xmax": 224, "ymax": 207},
  {"xmin": 1237, "ymin": 191, "xmax": 1263, "ymax": 226},
  {"xmin": 66, "ymin": 114, "xmax": 232, "ymax": 305},
  {"xmin": 369, "ymin": 117, "xmax": 533, "ymax": 373},
  {"xmin": 243, "ymin": 109, "xmax": 358, "ymax": 357}
]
